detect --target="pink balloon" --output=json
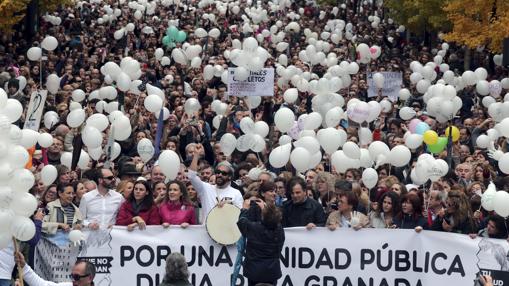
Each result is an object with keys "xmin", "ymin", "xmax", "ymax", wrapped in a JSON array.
[{"xmin": 408, "ymin": 119, "xmax": 422, "ymax": 133}]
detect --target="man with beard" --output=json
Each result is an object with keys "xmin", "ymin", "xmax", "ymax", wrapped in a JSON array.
[
  {"xmin": 187, "ymin": 144, "xmax": 243, "ymax": 224},
  {"xmin": 79, "ymin": 168, "xmax": 124, "ymax": 230}
]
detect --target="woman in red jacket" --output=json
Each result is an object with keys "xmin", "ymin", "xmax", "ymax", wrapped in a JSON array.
[
  {"xmin": 116, "ymin": 180, "xmax": 161, "ymax": 230},
  {"xmin": 159, "ymin": 180, "xmax": 196, "ymax": 228}
]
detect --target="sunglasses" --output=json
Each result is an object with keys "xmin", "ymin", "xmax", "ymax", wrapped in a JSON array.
[
  {"xmin": 70, "ymin": 273, "xmax": 89, "ymax": 281},
  {"xmin": 215, "ymin": 170, "xmax": 230, "ymax": 176},
  {"xmin": 103, "ymin": 176, "xmax": 115, "ymax": 180}
]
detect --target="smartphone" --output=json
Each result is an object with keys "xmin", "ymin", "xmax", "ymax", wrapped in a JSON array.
[{"xmin": 340, "ymin": 119, "xmax": 349, "ymax": 129}]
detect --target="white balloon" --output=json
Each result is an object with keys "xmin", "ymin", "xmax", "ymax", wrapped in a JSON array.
[
  {"xmin": 71, "ymin": 89, "xmax": 86, "ymax": 102},
  {"xmin": 10, "ymin": 216, "xmax": 35, "ymax": 241},
  {"xmin": 389, "ymin": 145, "xmax": 411, "ymax": 167},
  {"xmin": 27, "ymin": 47, "xmax": 42, "ymax": 61},
  {"xmin": 40, "ymin": 165, "xmax": 57, "ymax": 186},
  {"xmin": 82, "ymin": 126, "xmax": 103, "ymax": 149},
  {"xmin": 481, "ymin": 185, "xmax": 497, "ymax": 211},
  {"xmin": 144, "ymin": 94, "xmax": 163, "ymax": 113},
  {"xmin": 325, "ymin": 107, "xmax": 343, "ymax": 128},
  {"xmin": 37, "ymin": 132, "xmax": 53, "ymax": 148},
  {"xmin": 476, "ymin": 80, "xmax": 490, "ymax": 96},
  {"xmin": 290, "ymin": 147, "xmax": 311, "ymax": 172},
  {"xmin": 369, "ymin": 141, "xmax": 390, "ymax": 161},
  {"xmin": 274, "ymin": 108, "xmax": 295, "ymax": 133},
  {"xmin": 294, "ymin": 136, "xmax": 320, "ymax": 154},
  {"xmin": 184, "ymin": 98, "xmax": 200, "ymax": 116},
  {"xmin": 66, "ymin": 109, "xmax": 86, "ymax": 128},
  {"xmin": 112, "ymin": 115, "xmax": 131, "ymax": 141},
  {"xmin": 4, "ymin": 99, "xmax": 23, "ymax": 123},
  {"xmin": 399, "ymin": 89, "xmax": 411, "ymax": 101},
  {"xmin": 8, "ymin": 146, "xmax": 29, "ymax": 169},
  {"xmin": 405, "ymin": 134, "xmax": 423, "ymax": 149},
  {"xmin": 20, "ymin": 129, "xmax": 39, "ymax": 148},
  {"xmin": 0, "ymin": 208, "xmax": 14, "ymax": 233},
  {"xmin": 284, "ymin": 88, "xmax": 298, "ymax": 104},
  {"xmin": 399, "ymin": 107, "xmax": 416, "ymax": 120},
  {"xmin": 158, "ymin": 150, "xmax": 181, "ymax": 180},
  {"xmin": 499, "ymin": 118, "xmax": 509, "ymax": 138},
  {"xmin": 317, "ymin": 128, "xmax": 344, "ymax": 154},
  {"xmin": 68, "ymin": 229, "xmax": 85, "ymax": 245},
  {"xmin": 303, "ymin": 112, "xmax": 322, "ymax": 130},
  {"xmin": 10, "ymin": 192, "xmax": 37, "ymax": 217},
  {"xmin": 254, "ymin": 121, "xmax": 269, "ymax": 138},
  {"xmin": 137, "ymin": 138, "xmax": 155, "ymax": 163},
  {"xmin": 493, "ymin": 191, "xmax": 509, "ymax": 217},
  {"xmin": 498, "ymin": 153, "xmax": 509, "ymax": 174},
  {"xmin": 475, "ymin": 67, "xmax": 488, "ymax": 81},
  {"xmin": 362, "ymin": 168, "xmax": 378, "ymax": 189},
  {"xmin": 219, "ymin": 133, "xmax": 237, "ymax": 156},
  {"xmin": 41, "ymin": 36, "xmax": 58, "ymax": 51},
  {"xmin": 155, "ymin": 48, "xmax": 164, "ymax": 60},
  {"xmin": 209, "ymin": 28, "xmax": 220, "ymax": 38},
  {"xmin": 269, "ymin": 144, "xmax": 291, "ymax": 168},
  {"xmin": 116, "ymin": 72, "xmax": 131, "ymax": 92},
  {"xmin": 343, "ymin": 141, "xmax": 360, "ymax": 159},
  {"xmin": 372, "ymin": 73, "xmax": 385, "ymax": 89},
  {"xmin": 86, "ymin": 114, "xmax": 109, "ymax": 132},
  {"xmin": 88, "ymin": 147, "xmax": 103, "ymax": 161},
  {"xmin": 0, "ymin": 186, "xmax": 13, "ymax": 209}
]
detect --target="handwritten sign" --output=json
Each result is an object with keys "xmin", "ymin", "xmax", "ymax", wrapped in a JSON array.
[{"xmin": 24, "ymin": 90, "xmax": 47, "ymax": 130}]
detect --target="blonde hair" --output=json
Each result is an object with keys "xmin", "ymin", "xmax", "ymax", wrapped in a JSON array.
[{"xmin": 312, "ymin": 172, "xmax": 336, "ymax": 193}]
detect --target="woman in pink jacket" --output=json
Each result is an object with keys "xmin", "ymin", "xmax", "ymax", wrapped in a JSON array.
[
  {"xmin": 159, "ymin": 180, "xmax": 196, "ymax": 228},
  {"xmin": 116, "ymin": 180, "xmax": 161, "ymax": 230}
]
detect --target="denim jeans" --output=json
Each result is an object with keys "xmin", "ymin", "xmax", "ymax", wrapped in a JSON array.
[{"xmin": 0, "ymin": 279, "xmax": 12, "ymax": 286}]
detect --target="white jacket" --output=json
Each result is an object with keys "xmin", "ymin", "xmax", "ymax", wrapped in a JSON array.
[{"xmin": 22, "ymin": 264, "xmax": 72, "ymax": 286}]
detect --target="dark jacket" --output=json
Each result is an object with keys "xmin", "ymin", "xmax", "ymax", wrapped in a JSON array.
[
  {"xmin": 282, "ymin": 198, "xmax": 326, "ymax": 228},
  {"xmin": 237, "ymin": 208, "xmax": 285, "ymax": 282},
  {"xmin": 393, "ymin": 214, "xmax": 427, "ymax": 229},
  {"xmin": 431, "ymin": 215, "xmax": 477, "ymax": 234},
  {"xmin": 159, "ymin": 279, "xmax": 192, "ymax": 286}
]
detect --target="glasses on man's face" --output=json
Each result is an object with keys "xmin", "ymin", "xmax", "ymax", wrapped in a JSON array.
[
  {"xmin": 103, "ymin": 176, "xmax": 115, "ymax": 180},
  {"xmin": 215, "ymin": 170, "xmax": 229, "ymax": 176},
  {"xmin": 70, "ymin": 273, "xmax": 89, "ymax": 281}
]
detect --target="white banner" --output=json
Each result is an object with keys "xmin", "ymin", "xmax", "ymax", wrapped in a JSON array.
[
  {"xmin": 367, "ymin": 72, "xmax": 402, "ymax": 102},
  {"xmin": 34, "ymin": 226, "xmax": 509, "ymax": 286},
  {"xmin": 227, "ymin": 68, "xmax": 274, "ymax": 97},
  {"xmin": 23, "ymin": 90, "xmax": 47, "ymax": 130}
]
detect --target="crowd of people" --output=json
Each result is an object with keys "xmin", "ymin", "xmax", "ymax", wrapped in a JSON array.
[{"xmin": 0, "ymin": 0, "xmax": 508, "ymax": 284}]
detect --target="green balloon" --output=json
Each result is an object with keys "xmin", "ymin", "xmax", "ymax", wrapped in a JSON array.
[
  {"xmin": 162, "ymin": 35, "xmax": 171, "ymax": 46},
  {"xmin": 427, "ymin": 137, "xmax": 448, "ymax": 154},
  {"xmin": 167, "ymin": 26, "xmax": 179, "ymax": 39},
  {"xmin": 176, "ymin": 31, "xmax": 187, "ymax": 43}
]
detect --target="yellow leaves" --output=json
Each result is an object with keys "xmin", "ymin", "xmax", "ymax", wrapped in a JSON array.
[
  {"xmin": 444, "ymin": 0, "xmax": 509, "ymax": 53},
  {"xmin": 0, "ymin": 0, "xmax": 30, "ymax": 33},
  {"xmin": 0, "ymin": 0, "xmax": 73, "ymax": 33},
  {"xmin": 386, "ymin": 0, "xmax": 450, "ymax": 33},
  {"xmin": 38, "ymin": 0, "xmax": 74, "ymax": 13}
]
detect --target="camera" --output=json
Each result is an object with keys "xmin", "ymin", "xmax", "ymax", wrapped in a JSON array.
[{"xmin": 330, "ymin": 203, "xmax": 339, "ymax": 211}]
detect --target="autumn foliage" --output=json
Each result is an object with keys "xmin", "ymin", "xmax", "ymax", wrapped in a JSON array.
[
  {"xmin": 0, "ymin": 0, "xmax": 31, "ymax": 33},
  {"xmin": 0, "ymin": 0, "xmax": 73, "ymax": 34},
  {"xmin": 385, "ymin": 0, "xmax": 450, "ymax": 34},
  {"xmin": 443, "ymin": 0, "xmax": 509, "ymax": 53}
]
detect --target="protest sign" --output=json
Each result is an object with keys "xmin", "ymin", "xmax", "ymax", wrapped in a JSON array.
[
  {"xmin": 227, "ymin": 68, "xmax": 274, "ymax": 97},
  {"xmin": 34, "ymin": 227, "xmax": 509, "ymax": 286},
  {"xmin": 367, "ymin": 72, "xmax": 402, "ymax": 102},
  {"xmin": 24, "ymin": 90, "xmax": 47, "ymax": 130}
]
